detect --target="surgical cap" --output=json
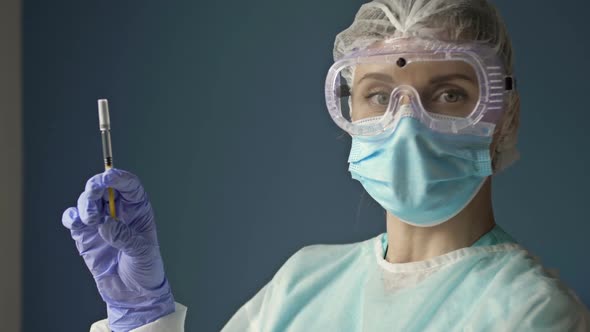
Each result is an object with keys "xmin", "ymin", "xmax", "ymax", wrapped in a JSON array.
[{"xmin": 333, "ymin": 0, "xmax": 520, "ymax": 173}]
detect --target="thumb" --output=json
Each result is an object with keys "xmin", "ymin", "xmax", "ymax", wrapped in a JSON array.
[{"xmin": 98, "ymin": 216, "xmax": 144, "ymax": 256}]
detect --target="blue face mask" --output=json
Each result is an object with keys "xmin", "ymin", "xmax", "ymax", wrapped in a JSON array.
[{"xmin": 348, "ymin": 105, "xmax": 494, "ymax": 227}]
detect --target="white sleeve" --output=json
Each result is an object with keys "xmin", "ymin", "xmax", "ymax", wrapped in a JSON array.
[{"xmin": 89, "ymin": 302, "xmax": 187, "ymax": 332}]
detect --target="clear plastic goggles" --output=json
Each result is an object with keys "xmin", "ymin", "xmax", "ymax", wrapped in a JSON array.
[{"xmin": 325, "ymin": 37, "xmax": 515, "ymax": 137}]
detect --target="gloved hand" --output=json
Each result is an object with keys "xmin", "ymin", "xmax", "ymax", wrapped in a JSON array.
[{"xmin": 62, "ymin": 168, "xmax": 175, "ymax": 332}]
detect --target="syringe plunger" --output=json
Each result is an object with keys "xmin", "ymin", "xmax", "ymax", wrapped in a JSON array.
[{"xmin": 98, "ymin": 99, "xmax": 111, "ymax": 131}]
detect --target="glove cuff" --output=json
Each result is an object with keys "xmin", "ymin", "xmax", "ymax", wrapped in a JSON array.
[{"xmin": 105, "ymin": 280, "xmax": 175, "ymax": 332}]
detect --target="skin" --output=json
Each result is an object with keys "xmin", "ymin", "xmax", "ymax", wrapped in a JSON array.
[{"xmin": 350, "ymin": 57, "xmax": 504, "ymax": 264}]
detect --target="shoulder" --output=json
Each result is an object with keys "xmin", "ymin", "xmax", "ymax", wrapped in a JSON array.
[
  {"xmin": 483, "ymin": 247, "xmax": 590, "ymax": 331},
  {"xmin": 271, "ymin": 234, "xmax": 378, "ymax": 286},
  {"xmin": 507, "ymin": 274, "xmax": 589, "ymax": 331}
]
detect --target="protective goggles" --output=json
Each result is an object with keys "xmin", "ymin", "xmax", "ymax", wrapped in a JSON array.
[{"xmin": 325, "ymin": 37, "xmax": 515, "ymax": 137}]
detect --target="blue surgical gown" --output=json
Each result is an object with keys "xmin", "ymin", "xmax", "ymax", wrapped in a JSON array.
[{"xmin": 222, "ymin": 224, "xmax": 590, "ymax": 331}]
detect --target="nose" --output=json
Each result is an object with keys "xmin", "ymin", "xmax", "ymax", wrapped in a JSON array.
[{"xmin": 399, "ymin": 94, "xmax": 410, "ymax": 106}]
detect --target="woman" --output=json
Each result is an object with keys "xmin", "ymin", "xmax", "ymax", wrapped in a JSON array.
[{"xmin": 62, "ymin": 0, "xmax": 590, "ymax": 331}]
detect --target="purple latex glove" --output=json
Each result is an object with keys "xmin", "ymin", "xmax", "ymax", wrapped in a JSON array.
[{"xmin": 62, "ymin": 168, "xmax": 175, "ymax": 332}]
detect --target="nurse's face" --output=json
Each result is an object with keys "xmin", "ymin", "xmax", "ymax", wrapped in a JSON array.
[{"xmin": 350, "ymin": 54, "xmax": 504, "ymax": 168}]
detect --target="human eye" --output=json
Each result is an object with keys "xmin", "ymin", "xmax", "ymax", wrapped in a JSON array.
[
  {"xmin": 364, "ymin": 88, "xmax": 392, "ymax": 107},
  {"xmin": 424, "ymin": 85, "xmax": 475, "ymax": 117},
  {"xmin": 432, "ymin": 88, "xmax": 468, "ymax": 104}
]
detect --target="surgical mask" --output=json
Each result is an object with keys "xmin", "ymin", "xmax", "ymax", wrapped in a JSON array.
[{"xmin": 348, "ymin": 104, "xmax": 493, "ymax": 227}]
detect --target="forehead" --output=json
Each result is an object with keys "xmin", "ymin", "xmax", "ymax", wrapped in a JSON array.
[{"xmin": 353, "ymin": 60, "xmax": 477, "ymax": 84}]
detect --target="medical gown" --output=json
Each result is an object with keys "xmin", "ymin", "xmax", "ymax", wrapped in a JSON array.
[{"xmin": 221, "ymin": 225, "xmax": 590, "ymax": 331}]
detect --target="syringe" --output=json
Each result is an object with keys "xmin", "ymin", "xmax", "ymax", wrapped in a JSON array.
[{"xmin": 97, "ymin": 99, "xmax": 117, "ymax": 219}]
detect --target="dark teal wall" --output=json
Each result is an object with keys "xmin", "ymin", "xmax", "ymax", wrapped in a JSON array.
[{"xmin": 23, "ymin": 1, "xmax": 590, "ymax": 331}]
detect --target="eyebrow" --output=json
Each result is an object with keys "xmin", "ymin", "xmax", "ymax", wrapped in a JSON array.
[
  {"xmin": 357, "ymin": 72, "xmax": 476, "ymax": 85},
  {"xmin": 357, "ymin": 73, "xmax": 394, "ymax": 84},
  {"xmin": 429, "ymin": 73, "xmax": 476, "ymax": 85}
]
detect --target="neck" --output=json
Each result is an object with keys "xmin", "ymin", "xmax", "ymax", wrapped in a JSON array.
[{"xmin": 385, "ymin": 177, "xmax": 496, "ymax": 263}]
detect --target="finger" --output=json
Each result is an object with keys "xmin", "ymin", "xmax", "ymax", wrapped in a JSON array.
[
  {"xmin": 62, "ymin": 207, "xmax": 87, "ymax": 231},
  {"xmin": 75, "ymin": 173, "xmax": 111, "ymax": 226},
  {"xmin": 98, "ymin": 216, "xmax": 150, "ymax": 257},
  {"xmin": 84, "ymin": 173, "xmax": 109, "ymax": 200},
  {"xmin": 77, "ymin": 190, "xmax": 106, "ymax": 227},
  {"xmin": 62, "ymin": 207, "xmax": 100, "ymax": 252},
  {"xmin": 102, "ymin": 168, "xmax": 146, "ymax": 203},
  {"xmin": 62, "ymin": 207, "xmax": 117, "ymax": 276}
]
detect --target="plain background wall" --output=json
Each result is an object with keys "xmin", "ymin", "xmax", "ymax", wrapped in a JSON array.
[
  {"xmin": 22, "ymin": 0, "xmax": 590, "ymax": 331},
  {"xmin": 0, "ymin": 0, "xmax": 22, "ymax": 331}
]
